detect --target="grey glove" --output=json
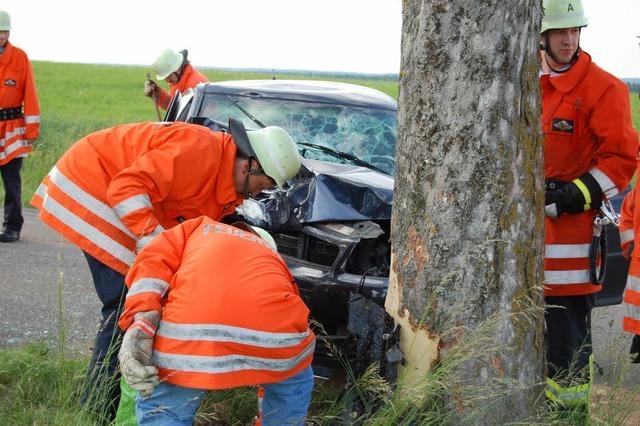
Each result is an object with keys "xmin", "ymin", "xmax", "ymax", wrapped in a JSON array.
[
  {"xmin": 144, "ymin": 80, "xmax": 158, "ymax": 98},
  {"xmin": 118, "ymin": 311, "xmax": 161, "ymax": 397}
]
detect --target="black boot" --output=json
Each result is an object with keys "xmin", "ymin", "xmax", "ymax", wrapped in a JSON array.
[
  {"xmin": 0, "ymin": 228, "xmax": 20, "ymax": 242},
  {"xmin": 631, "ymin": 334, "xmax": 640, "ymax": 364}
]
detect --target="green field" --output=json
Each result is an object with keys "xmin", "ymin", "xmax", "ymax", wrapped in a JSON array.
[{"xmin": 7, "ymin": 61, "xmax": 398, "ymax": 204}]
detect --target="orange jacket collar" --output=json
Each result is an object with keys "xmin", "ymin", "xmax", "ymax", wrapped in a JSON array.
[{"xmin": 546, "ymin": 49, "xmax": 592, "ymax": 94}]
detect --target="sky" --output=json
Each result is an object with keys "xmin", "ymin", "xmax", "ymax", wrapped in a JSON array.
[{"xmin": 1, "ymin": 0, "xmax": 639, "ymax": 78}]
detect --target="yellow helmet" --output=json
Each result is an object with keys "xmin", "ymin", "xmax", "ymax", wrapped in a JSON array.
[
  {"xmin": 152, "ymin": 49, "xmax": 183, "ymax": 80},
  {"xmin": 541, "ymin": 0, "xmax": 588, "ymax": 34},
  {"xmin": 0, "ymin": 11, "xmax": 11, "ymax": 31}
]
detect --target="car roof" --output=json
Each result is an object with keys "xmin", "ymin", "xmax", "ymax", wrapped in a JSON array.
[{"xmin": 197, "ymin": 79, "xmax": 397, "ymax": 111}]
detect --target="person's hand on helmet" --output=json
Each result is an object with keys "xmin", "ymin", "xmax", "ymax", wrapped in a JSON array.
[
  {"xmin": 144, "ymin": 80, "xmax": 158, "ymax": 98},
  {"xmin": 545, "ymin": 173, "xmax": 603, "ymax": 218},
  {"xmin": 118, "ymin": 311, "xmax": 161, "ymax": 397}
]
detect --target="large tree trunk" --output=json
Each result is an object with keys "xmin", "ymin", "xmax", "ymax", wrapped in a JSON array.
[{"xmin": 385, "ymin": 0, "xmax": 545, "ymax": 422}]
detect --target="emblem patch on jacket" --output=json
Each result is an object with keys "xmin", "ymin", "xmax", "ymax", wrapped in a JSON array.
[
  {"xmin": 552, "ymin": 118, "xmax": 574, "ymax": 133},
  {"xmin": 3, "ymin": 79, "xmax": 16, "ymax": 86}
]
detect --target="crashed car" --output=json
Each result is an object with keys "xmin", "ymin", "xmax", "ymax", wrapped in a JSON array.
[
  {"xmin": 165, "ymin": 79, "xmax": 400, "ymax": 379},
  {"xmin": 164, "ymin": 79, "xmax": 628, "ymax": 379}
]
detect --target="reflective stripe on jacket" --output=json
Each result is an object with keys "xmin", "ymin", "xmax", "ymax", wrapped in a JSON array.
[
  {"xmin": 0, "ymin": 42, "xmax": 40, "ymax": 165},
  {"xmin": 541, "ymin": 50, "xmax": 638, "ymax": 296},
  {"xmin": 622, "ymin": 184, "xmax": 640, "ymax": 334},
  {"xmin": 30, "ymin": 122, "xmax": 242, "ymax": 274},
  {"xmin": 156, "ymin": 63, "xmax": 209, "ymax": 110},
  {"xmin": 619, "ymin": 188, "xmax": 635, "ymax": 251},
  {"xmin": 118, "ymin": 217, "xmax": 315, "ymax": 390}
]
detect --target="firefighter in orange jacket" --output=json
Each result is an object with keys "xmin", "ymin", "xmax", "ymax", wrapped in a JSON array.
[
  {"xmin": 0, "ymin": 10, "xmax": 40, "ymax": 243},
  {"xmin": 117, "ymin": 217, "xmax": 315, "ymax": 425},
  {"xmin": 30, "ymin": 119, "xmax": 301, "ymax": 418},
  {"xmin": 616, "ymin": 188, "xmax": 640, "ymax": 363},
  {"xmin": 540, "ymin": 0, "xmax": 638, "ymax": 409},
  {"xmin": 144, "ymin": 48, "xmax": 208, "ymax": 110}
]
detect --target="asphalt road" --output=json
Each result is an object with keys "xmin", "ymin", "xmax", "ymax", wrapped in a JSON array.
[
  {"xmin": 0, "ymin": 207, "xmax": 99, "ymax": 354},
  {"xmin": 0, "ymin": 208, "xmax": 638, "ymax": 387}
]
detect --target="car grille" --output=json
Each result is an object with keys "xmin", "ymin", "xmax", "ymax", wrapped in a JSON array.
[
  {"xmin": 273, "ymin": 232, "xmax": 339, "ymax": 267},
  {"xmin": 273, "ymin": 232, "xmax": 299, "ymax": 258},
  {"xmin": 307, "ymin": 238, "xmax": 339, "ymax": 265}
]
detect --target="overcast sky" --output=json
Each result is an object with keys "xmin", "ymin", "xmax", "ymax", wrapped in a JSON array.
[{"xmin": 2, "ymin": 0, "xmax": 639, "ymax": 78}]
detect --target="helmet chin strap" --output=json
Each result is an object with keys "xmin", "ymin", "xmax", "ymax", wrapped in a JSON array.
[
  {"xmin": 241, "ymin": 174, "xmax": 252, "ymax": 199},
  {"xmin": 541, "ymin": 33, "xmax": 580, "ymax": 74}
]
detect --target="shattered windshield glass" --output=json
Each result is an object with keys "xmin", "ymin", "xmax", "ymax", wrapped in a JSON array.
[{"xmin": 199, "ymin": 94, "xmax": 398, "ymax": 176}]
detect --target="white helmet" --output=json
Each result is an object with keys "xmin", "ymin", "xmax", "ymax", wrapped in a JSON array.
[
  {"xmin": 0, "ymin": 11, "xmax": 11, "ymax": 31},
  {"xmin": 231, "ymin": 221, "xmax": 277, "ymax": 251},
  {"xmin": 229, "ymin": 118, "xmax": 301, "ymax": 189},
  {"xmin": 152, "ymin": 48, "xmax": 183, "ymax": 80},
  {"xmin": 250, "ymin": 226, "xmax": 277, "ymax": 251},
  {"xmin": 541, "ymin": 0, "xmax": 588, "ymax": 34}
]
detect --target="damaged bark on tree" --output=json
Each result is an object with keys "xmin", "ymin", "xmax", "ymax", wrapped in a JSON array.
[{"xmin": 385, "ymin": 0, "xmax": 545, "ymax": 421}]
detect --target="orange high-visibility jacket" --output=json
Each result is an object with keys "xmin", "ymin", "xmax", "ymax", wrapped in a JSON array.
[
  {"xmin": 118, "ymin": 217, "xmax": 316, "ymax": 390},
  {"xmin": 0, "ymin": 42, "xmax": 40, "ymax": 165},
  {"xmin": 620, "ymin": 188, "xmax": 635, "ymax": 252},
  {"xmin": 618, "ymin": 188, "xmax": 640, "ymax": 334},
  {"xmin": 156, "ymin": 63, "xmax": 208, "ymax": 110},
  {"xmin": 30, "ymin": 122, "xmax": 242, "ymax": 275},
  {"xmin": 541, "ymin": 49, "xmax": 638, "ymax": 297}
]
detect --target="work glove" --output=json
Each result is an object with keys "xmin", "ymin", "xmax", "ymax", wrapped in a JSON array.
[
  {"xmin": 631, "ymin": 334, "xmax": 640, "ymax": 364},
  {"xmin": 545, "ymin": 173, "xmax": 603, "ymax": 219},
  {"xmin": 118, "ymin": 311, "xmax": 161, "ymax": 397},
  {"xmin": 144, "ymin": 80, "xmax": 158, "ymax": 98}
]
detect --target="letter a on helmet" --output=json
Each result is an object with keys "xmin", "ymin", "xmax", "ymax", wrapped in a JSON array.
[{"xmin": 541, "ymin": 0, "xmax": 588, "ymax": 34}]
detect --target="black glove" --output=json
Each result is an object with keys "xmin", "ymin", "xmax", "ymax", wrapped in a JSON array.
[
  {"xmin": 545, "ymin": 173, "xmax": 603, "ymax": 218},
  {"xmin": 631, "ymin": 334, "xmax": 640, "ymax": 364}
]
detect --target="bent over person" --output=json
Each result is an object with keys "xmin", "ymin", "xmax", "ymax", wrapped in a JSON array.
[
  {"xmin": 0, "ymin": 10, "xmax": 40, "ymax": 242},
  {"xmin": 30, "ymin": 120, "xmax": 301, "ymax": 419},
  {"xmin": 117, "ymin": 217, "xmax": 315, "ymax": 425},
  {"xmin": 540, "ymin": 0, "xmax": 638, "ymax": 412},
  {"xmin": 144, "ymin": 48, "xmax": 208, "ymax": 110}
]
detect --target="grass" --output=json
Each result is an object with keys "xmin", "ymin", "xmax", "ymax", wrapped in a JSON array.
[{"xmin": 2, "ymin": 307, "xmax": 639, "ymax": 425}]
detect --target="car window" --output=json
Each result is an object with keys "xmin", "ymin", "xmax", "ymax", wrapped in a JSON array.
[{"xmin": 199, "ymin": 94, "xmax": 398, "ymax": 176}]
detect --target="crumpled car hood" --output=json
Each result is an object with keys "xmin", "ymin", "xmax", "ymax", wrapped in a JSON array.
[{"xmin": 239, "ymin": 158, "xmax": 394, "ymax": 230}]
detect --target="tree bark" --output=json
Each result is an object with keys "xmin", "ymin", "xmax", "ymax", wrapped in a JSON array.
[{"xmin": 385, "ymin": 0, "xmax": 545, "ymax": 422}]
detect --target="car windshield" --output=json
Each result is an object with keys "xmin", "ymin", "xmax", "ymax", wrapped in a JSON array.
[{"xmin": 198, "ymin": 93, "xmax": 398, "ymax": 176}]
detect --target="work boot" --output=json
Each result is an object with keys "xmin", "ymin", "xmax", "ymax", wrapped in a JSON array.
[
  {"xmin": 631, "ymin": 334, "xmax": 640, "ymax": 364},
  {"xmin": 0, "ymin": 229, "xmax": 20, "ymax": 242}
]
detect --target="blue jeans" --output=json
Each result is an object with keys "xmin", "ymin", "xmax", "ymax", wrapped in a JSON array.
[
  {"xmin": 136, "ymin": 366, "xmax": 314, "ymax": 425},
  {"xmin": 80, "ymin": 252, "xmax": 127, "ymax": 420}
]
